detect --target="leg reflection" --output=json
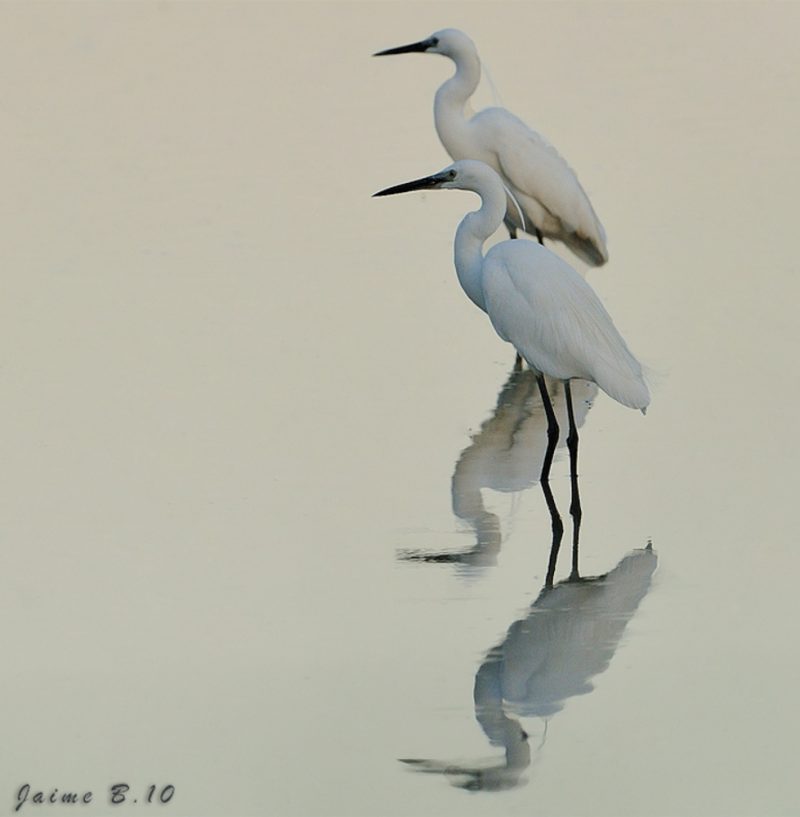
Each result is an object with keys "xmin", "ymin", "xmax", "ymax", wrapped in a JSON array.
[{"xmin": 542, "ymin": 480, "xmax": 562, "ymax": 590}]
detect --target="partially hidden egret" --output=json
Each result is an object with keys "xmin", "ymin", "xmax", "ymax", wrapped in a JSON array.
[
  {"xmin": 374, "ymin": 28, "xmax": 608, "ymax": 266},
  {"xmin": 374, "ymin": 160, "xmax": 648, "ymax": 569}
]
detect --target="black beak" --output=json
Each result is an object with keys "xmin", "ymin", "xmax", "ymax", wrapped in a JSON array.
[
  {"xmin": 373, "ymin": 172, "xmax": 444, "ymax": 198},
  {"xmin": 373, "ymin": 38, "xmax": 435, "ymax": 57}
]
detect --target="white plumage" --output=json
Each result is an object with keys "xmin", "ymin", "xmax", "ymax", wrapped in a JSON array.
[
  {"xmin": 375, "ymin": 28, "xmax": 608, "ymax": 266},
  {"xmin": 482, "ymin": 242, "xmax": 648, "ymax": 409},
  {"xmin": 375, "ymin": 159, "xmax": 648, "ymax": 414}
]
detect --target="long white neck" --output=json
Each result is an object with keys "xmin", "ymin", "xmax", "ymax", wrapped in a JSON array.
[
  {"xmin": 453, "ymin": 166, "xmax": 507, "ymax": 312},
  {"xmin": 434, "ymin": 46, "xmax": 481, "ymax": 158}
]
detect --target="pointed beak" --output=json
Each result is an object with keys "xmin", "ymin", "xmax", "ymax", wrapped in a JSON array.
[
  {"xmin": 373, "ymin": 37, "xmax": 435, "ymax": 57},
  {"xmin": 373, "ymin": 172, "xmax": 444, "ymax": 198}
]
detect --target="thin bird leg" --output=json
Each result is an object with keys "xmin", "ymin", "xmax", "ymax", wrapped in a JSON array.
[
  {"xmin": 535, "ymin": 228, "xmax": 544, "ymax": 244},
  {"xmin": 564, "ymin": 380, "xmax": 582, "ymax": 580},
  {"xmin": 537, "ymin": 375, "xmax": 563, "ymax": 588},
  {"xmin": 507, "ymin": 225, "xmax": 517, "ymax": 239},
  {"xmin": 513, "ymin": 353, "xmax": 523, "ymax": 372},
  {"xmin": 537, "ymin": 375, "xmax": 559, "ymax": 483}
]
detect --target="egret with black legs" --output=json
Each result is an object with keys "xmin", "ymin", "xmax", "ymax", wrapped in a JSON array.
[{"xmin": 374, "ymin": 160, "xmax": 647, "ymax": 582}]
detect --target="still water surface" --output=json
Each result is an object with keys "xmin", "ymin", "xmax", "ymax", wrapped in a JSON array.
[{"xmin": 2, "ymin": 3, "xmax": 800, "ymax": 816}]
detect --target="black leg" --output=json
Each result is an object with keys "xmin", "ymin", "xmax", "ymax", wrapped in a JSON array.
[
  {"xmin": 537, "ymin": 375, "xmax": 559, "ymax": 483},
  {"xmin": 564, "ymin": 380, "xmax": 582, "ymax": 580},
  {"xmin": 508, "ymin": 226, "xmax": 518, "ymax": 240},
  {"xmin": 513, "ymin": 352, "xmax": 523, "ymax": 371},
  {"xmin": 536, "ymin": 228, "xmax": 544, "ymax": 244},
  {"xmin": 537, "ymin": 375, "xmax": 563, "ymax": 588}
]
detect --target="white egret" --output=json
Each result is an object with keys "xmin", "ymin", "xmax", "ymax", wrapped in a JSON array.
[
  {"xmin": 374, "ymin": 160, "xmax": 648, "ymax": 563},
  {"xmin": 374, "ymin": 28, "xmax": 608, "ymax": 266}
]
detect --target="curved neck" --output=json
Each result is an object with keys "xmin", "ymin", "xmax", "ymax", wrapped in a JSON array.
[
  {"xmin": 434, "ymin": 49, "xmax": 481, "ymax": 155},
  {"xmin": 453, "ymin": 176, "xmax": 507, "ymax": 312}
]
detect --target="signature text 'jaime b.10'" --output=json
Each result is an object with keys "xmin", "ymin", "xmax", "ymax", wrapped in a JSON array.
[{"xmin": 14, "ymin": 783, "xmax": 176, "ymax": 812}]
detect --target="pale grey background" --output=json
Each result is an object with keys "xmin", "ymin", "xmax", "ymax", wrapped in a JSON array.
[{"xmin": 2, "ymin": 2, "xmax": 799, "ymax": 815}]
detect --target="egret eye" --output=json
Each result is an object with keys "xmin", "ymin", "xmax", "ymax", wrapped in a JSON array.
[
  {"xmin": 429, "ymin": 37, "xmax": 439, "ymax": 48},
  {"xmin": 447, "ymin": 169, "xmax": 457, "ymax": 180}
]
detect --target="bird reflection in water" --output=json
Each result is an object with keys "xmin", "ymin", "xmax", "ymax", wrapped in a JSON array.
[
  {"xmin": 400, "ymin": 368, "xmax": 596, "ymax": 569},
  {"xmin": 401, "ymin": 546, "xmax": 657, "ymax": 791}
]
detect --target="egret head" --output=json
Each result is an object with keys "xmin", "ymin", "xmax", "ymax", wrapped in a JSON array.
[
  {"xmin": 373, "ymin": 164, "xmax": 459, "ymax": 198},
  {"xmin": 373, "ymin": 159, "xmax": 503, "ymax": 198},
  {"xmin": 373, "ymin": 28, "xmax": 476, "ymax": 60}
]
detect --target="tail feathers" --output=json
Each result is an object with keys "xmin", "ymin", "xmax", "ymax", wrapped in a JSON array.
[
  {"xmin": 564, "ymin": 230, "xmax": 609, "ymax": 267},
  {"xmin": 600, "ymin": 374, "xmax": 650, "ymax": 412}
]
